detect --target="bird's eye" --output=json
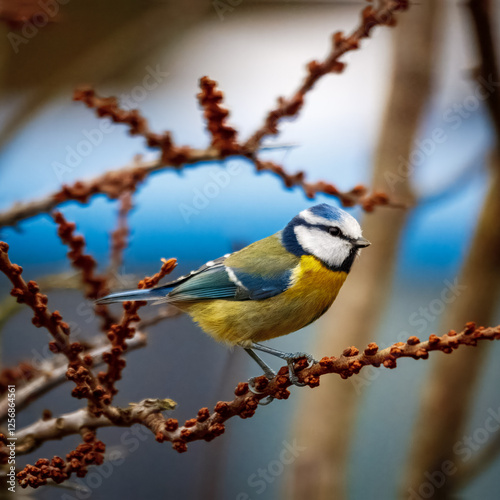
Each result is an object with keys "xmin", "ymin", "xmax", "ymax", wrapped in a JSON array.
[{"xmin": 328, "ymin": 227, "xmax": 341, "ymax": 237}]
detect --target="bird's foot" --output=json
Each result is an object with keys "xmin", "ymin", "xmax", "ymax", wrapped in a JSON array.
[
  {"xmin": 282, "ymin": 352, "xmax": 317, "ymax": 387},
  {"xmin": 248, "ymin": 375, "xmax": 275, "ymax": 406}
]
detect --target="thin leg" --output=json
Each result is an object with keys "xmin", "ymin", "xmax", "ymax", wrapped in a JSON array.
[
  {"xmin": 244, "ymin": 348, "xmax": 276, "ymax": 379},
  {"xmin": 243, "ymin": 348, "xmax": 275, "ymax": 406},
  {"xmin": 250, "ymin": 342, "xmax": 317, "ymax": 387}
]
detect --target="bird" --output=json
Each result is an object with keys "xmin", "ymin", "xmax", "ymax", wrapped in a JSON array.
[{"xmin": 97, "ymin": 203, "xmax": 370, "ymax": 397}]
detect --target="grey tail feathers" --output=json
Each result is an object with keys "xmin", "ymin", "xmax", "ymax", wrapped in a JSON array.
[{"xmin": 95, "ymin": 286, "xmax": 169, "ymax": 305}]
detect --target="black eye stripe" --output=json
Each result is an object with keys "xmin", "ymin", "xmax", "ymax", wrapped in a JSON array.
[
  {"xmin": 318, "ymin": 224, "xmax": 355, "ymax": 242},
  {"xmin": 292, "ymin": 220, "xmax": 354, "ymax": 243}
]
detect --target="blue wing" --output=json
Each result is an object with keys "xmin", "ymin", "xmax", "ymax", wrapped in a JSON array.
[
  {"xmin": 162, "ymin": 256, "xmax": 293, "ymax": 303},
  {"xmin": 98, "ymin": 233, "xmax": 299, "ymax": 306}
]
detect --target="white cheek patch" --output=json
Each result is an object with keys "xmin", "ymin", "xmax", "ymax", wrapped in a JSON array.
[{"xmin": 294, "ymin": 226, "xmax": 352, "ymax": 268}]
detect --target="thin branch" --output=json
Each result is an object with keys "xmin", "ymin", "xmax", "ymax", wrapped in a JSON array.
[
  {"xmin": 53, "ymin": 211, "xmax": 116, "ymax": 331},
  {"xmin": 244, "ymin": 0, "xmax": 409, "ymax": 150},
  {"xmin": 108, "ymin": 191, "xmax": 133, "ymax": 280},
  {"xmin": 0, "ymin": 303, "xmax": 180, "ymax": 421},
  {"xmin": 0, "ymin": 242, "xmax": 117, "ymax": 419},
  {"xmin": 0, "ymin": 332, "xmax": 147, "ymax": 423},
  {"xmin": 0, "ymin": 3, "xmax": 412, "ymax": 231},
  {"xmin": 0, "ymin": 152, "xmax": 404, "ymax": 230},
  {"xmin": 254, "ymin": 159, "xmax": 403, "ymax": 210},
  {"xmin": 11, "ymin": 397, "xmax": 176, "ymax": 459},
  {"xmin": 10, "ymin": 322, "xmax": 500, "ymax": 459},
  {"xmin": 0, "ymin": 154, "xmax": 208, "ymax": 229},
  {"xmin": 98, "ymin": 258, "xmax": 177, "ymax": 399},
  {"xmin": 15, "ymin": 431, "xmax": 107, "ymax": 488},
  {"xmin": 197, "ymin": 76, "xmax": 239, "ymax": 154}
]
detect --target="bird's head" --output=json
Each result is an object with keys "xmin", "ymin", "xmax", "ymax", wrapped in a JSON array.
[{"xmin": 281, "ymin": 203, "xmax": 370, "ymax": 272}]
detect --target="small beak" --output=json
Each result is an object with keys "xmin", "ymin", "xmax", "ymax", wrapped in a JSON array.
[{"xmin": 354, "ymin": 237, "xmax": 371, "ymax": 248}]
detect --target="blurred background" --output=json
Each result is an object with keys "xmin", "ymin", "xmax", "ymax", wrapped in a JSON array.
[{"xmin": 0, "ymin": 0, "xmax": 499, "ymax": 498}]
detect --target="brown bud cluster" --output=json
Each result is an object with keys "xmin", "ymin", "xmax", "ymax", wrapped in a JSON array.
[
  {"xmin": 73, "ymin": 87, "xmax": 192, "ymax": 166},
  {"xmin": 197, "ymin": 77, "xmax": 240, "ymax": 155},
  {"xmin": 0, "ymin": 361, "xmax": 38, "ymax": 394},
  {"xmin": 52, "ymin": 211, "xmax": 115, "ymax": 331},
  {"xmin": 17, "ymin": 433, "xmax": 105, "ymax": 488},
  {"xmin": 101, "ymin": 258, "xmax": 177, "ymax": 398}
]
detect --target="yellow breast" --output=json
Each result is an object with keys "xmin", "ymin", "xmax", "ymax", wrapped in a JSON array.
[{"xmin": 181, "ymin": 255, "xmax": 348, "ymax": 345}]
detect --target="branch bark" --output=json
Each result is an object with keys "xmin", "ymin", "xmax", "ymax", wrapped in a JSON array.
[{"xmin": 14, "ymin": 397, "xmax": 177, "ymax": 455}]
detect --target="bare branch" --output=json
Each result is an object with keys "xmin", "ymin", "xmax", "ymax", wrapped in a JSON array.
[
  {"xmin": 0, "ymin": 242, "xmax": 117, "ymax": 419},
  {"xmin": 0, "ymin": 332, "xmax": 147, "ymax": 423},
  {"xmin": 244, "ymin": 0, "xmax": 409, "ymax": 149},
  {"xmin": 13, "ymin": 397, "xmax": 176, "ymax": 456},
  {"xmin": 0, "ymin": 4, "xmax": 412, "ymax": 231},
  {"xmin": 108, "ymin": 191, "xmax": 133, "ymax": 280},
  {"xmin": 10, "ymin": 322, "xmax": 500, "ymax": 459}
]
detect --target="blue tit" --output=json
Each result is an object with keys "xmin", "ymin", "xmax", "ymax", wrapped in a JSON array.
[{"xmin": 97, "ymin": 203, "xmax": 370, "ymax": 390}]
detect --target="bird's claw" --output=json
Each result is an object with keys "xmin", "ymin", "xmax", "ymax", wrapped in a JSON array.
[
  {"xmin": 248, "ymin": 376, "xmax": 275, "ymax": 406},
  {"xmin": 283, "ymin": 352, "xmax": 317, "ymax": 387}
]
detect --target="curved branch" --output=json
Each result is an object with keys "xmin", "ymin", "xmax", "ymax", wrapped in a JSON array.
[
  {"xmin": 13, "ymin": 397, "xmax": 177, "ymax": 456},
  {"xmin": 0, "ymin": 153, "xmax": 404, "ymax": 229}
]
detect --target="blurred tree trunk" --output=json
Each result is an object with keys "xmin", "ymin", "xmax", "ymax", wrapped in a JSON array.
[
  {"xmin": 404, "ymin": 1, "xmax": 500, "ymax": 497},
  {"xmin": 403, "ymin": 155, "xmax": 500, "ymax": 499},
  {"xmin": 283, "ymin": 3, "xmax": 439, "ymax": 499}
]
